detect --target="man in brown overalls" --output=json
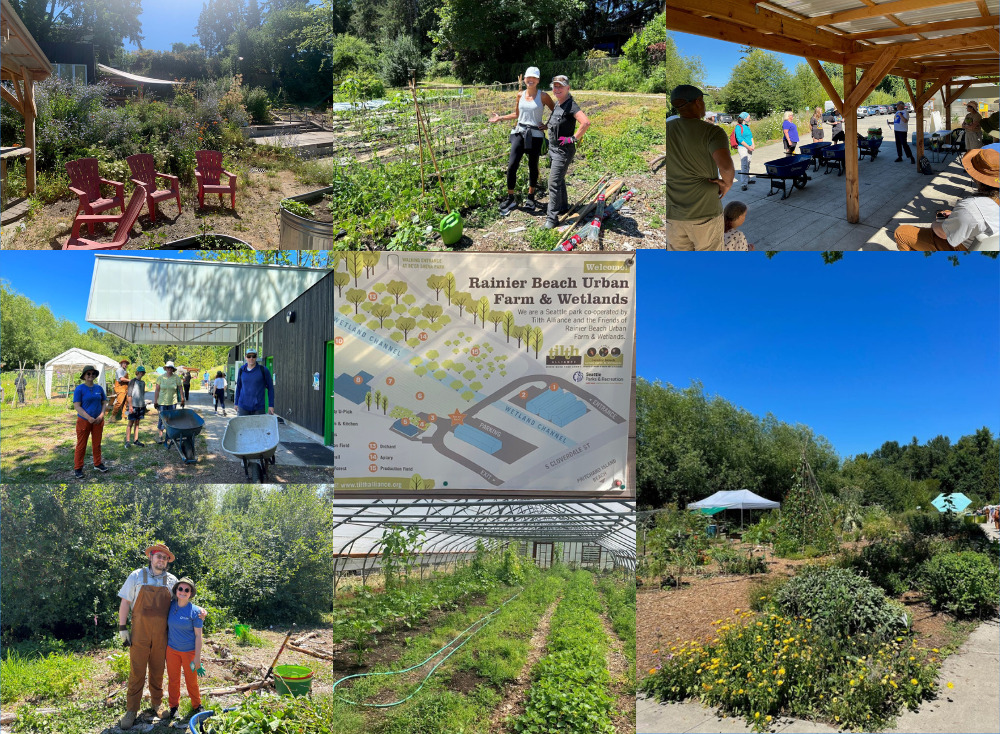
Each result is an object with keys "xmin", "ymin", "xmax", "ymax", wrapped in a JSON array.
[{"xmin": 117, "ymin": 543, "xmax": 191, "ymax": 729}]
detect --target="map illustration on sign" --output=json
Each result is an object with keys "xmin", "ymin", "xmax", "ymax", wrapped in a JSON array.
[{"xmin": 333, "ymin": 252, "xmax": 635, "ymax": 493}]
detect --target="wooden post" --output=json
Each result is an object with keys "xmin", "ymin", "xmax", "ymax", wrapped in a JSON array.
[
  {"xmin": 23, "ymin": 72, "xmax": 37, "ymax": 195},
  {"xmin": 915, "ymin": 80, "xmax": 925, "ymax": 162},
  {"xmin": 843, "ymin": 63, "xmax": 860, "ymax": 224},
  {"xmin": 944, "ymin": 83, "xmax": 952, "ymax": 133},
  {"xmin": 410, "ymin": 78, "xmax": 426, "ymax": 194}
]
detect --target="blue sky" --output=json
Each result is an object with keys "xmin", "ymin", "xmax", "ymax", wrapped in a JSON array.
[
  {"xmin": 124, "ymin": 0, "xmax": 321, "ymax": 53},
  {"xmin": 1, "ymin": 252, "xmax": 199, "ymax": 331},
  {"xmin": 637, "ymin": 252, "xmax": 1000, "ymax": 459},
  {"xmin": 670, "ymin": 32, "xmax": 805, "ymax": 89}
]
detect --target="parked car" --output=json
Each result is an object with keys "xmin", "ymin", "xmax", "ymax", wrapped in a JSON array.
[
  {"xmin": 717, "ymin": 113, "xmax": 734, "ymax": 124},
  {"xmin": 857, "ymin": 107, "xmax": 867, "ymax": 118},
  {"xmin": 822, "ymin": 109, "xmax": 839, "ymax": 123}
]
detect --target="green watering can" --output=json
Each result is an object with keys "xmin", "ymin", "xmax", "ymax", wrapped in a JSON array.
[{"xmin": 439, "ymin": 211, "xmax": 464, "ymax": 246}]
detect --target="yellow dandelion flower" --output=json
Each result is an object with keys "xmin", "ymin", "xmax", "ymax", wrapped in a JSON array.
[
  {"xmin": 778, "ymin": 668, "xmax": 785, "ymax": 675},
  {"xmin": 649, "ymin": 668, "xmax": 657, "ymax": 675},
  {"xmin": 755, "ymin": 712, "xmax": 761, "ymax": 719},
  {"xmin": 911, "ymin": 679, "xmax": 919, "ymax": 685},
  {"xmin": 948, "ymin": 682, "xmax": 954, "ymax": 689},
  {"xmin": 850, "ymin": 680, "xmax": 857, "ymax": 686},
  {"xmin": 932, "ymin": 648, "xmax": 939, "ymax": 653},
  {"xmin": 766, "ymin": 715, "xmax": 773, "ymax": 722},
  {"xmin": 909, "ymin": 656, "xmax": 915, "ymax": 661}
]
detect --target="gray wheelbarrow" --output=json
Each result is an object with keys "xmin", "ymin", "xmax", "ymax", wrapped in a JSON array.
[{"xmin": 223, "ymin": 414, "xmax": 279, "ymax": 482}]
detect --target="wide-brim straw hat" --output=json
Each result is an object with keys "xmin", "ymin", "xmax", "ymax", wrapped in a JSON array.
[
  {"xmin": 962, "ymin": 148, "xmax": 999, "ymax": 187},
  {"xmin": 145, "ymin": 543, "xmax": 175, "ymax": 562}
]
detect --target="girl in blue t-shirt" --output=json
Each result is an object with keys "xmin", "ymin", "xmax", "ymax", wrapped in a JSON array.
[{"xmin": 164, "ymin": 577, "xmax": 204, "ymax": 719}]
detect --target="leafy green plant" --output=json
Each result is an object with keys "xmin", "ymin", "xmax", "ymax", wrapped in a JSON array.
[
  {"xmin": 0, "ymin": 650, "xmax": 94, "ymax": 704},
  {"xmin": 201, "ymin": 695, "xmax": 332, "ymax": 733},
  {"xmin": 235, "ymin": 626, "xmax": 266, "ymax": 647},
  {"xmin": 921, "ymin": 551, "xmax": 1000, "ymax": 619},
  {"xmin": 711, "ymin": 547, "xmax": 768, "ymax": 576},
  {"xmin": 280, "ymin": 198, "xmax": 314, "ymax": 218},
  {"xmin": 773, "ymin": 567, "xmax": 905, "ymax": 642},
  {"xmin": 647, "ymin": 504, "xmax": 712, "ymax": 588},
  {"xmin": 107, "ymin": 652, "xmax": 130, "ymax": 683}
]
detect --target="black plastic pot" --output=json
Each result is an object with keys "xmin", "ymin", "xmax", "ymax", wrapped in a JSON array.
[{"xmin": 161, "ymin": 234, "xmax": 256, "ymax": 250}]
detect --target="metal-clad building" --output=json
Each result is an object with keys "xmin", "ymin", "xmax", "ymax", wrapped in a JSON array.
[{"xmin": 261, "ymin": 271, "xmax": 335, "ymax": 445}]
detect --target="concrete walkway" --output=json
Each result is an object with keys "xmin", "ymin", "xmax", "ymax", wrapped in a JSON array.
[
  {"xmin": 721, "ymin": 117, "xmax": 984, "ymax": 251},
  {"xmin": 179, "ymin": 388, "xmax": 329, "ymax": 468}
]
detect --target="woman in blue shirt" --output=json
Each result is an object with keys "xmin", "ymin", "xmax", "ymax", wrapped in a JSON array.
[
  {"xmin": 782, "ymin": 111, "xmax": 800, "ymax": 154},
  {"xmin": 72, "ymin": 365, "xmax": 108, "ymax": 479},
  {"xmin": 163, "ymin": 577, "xmax": 204, "ymax": 720}
]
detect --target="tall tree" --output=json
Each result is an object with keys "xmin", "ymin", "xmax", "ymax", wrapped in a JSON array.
[
  {"xmin": 10, "ymin": 0, "xmax": 144, "ymax": 62},
  {"xmin": 721, "ymin": 48, "xmax": 795, "ymax": 118}
]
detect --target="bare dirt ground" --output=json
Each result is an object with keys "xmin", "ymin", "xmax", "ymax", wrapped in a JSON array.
[
  {"xmin": 461, "ymin": 158, "xmax": 666, "ymax": 252},
  {"xmin": 600, "ymin": 608, "xmax": 637, "ymax": 734},
  {"xmin": 2, "ymin": 168, "xmax": 330, "ymax": 250}
]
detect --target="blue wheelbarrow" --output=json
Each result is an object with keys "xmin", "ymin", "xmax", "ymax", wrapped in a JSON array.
[
  {"xmin": 858, "ymin": 136, "xmax": 883, "ymax": 161},
  {"xmin": 761, "ymin": 154, "xmax": 812, "ymax": 200},
  {"xmin": 822, "ymin": 143, "xmax": 847, "ymax": 176},
  {"xmin": 798, "ymin": 141, "xmax": 832, "ymax": 171},
  {"xmin": 189, "ymin": 707, "xmax": 238, "ymax": 733},
  {"xmin": 160, "ymin": 408, "xmax": 205, "ymax": 464}
]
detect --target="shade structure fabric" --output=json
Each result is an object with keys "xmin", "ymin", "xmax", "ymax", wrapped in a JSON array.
[
  {"xmin": 86, "ymin": 255, "xmax": 328, "ymax": 345},
  {"xmin": 695, "ymin": 506, "xmax": 726, "ymax": 515},
  {"xmin": 97, "ymin": 63, "xmax": 183, "ymax": 86},
  {"xmin": 43, "ymin": 347, "xmax": 120, "ymax": 399},
  {"xmin": 687, "ymin": 489, "xmax": 781, "ymax": 511},
  {"xmin": 931, "ymin": 493, "xmax": 973, "ymax": 513}
]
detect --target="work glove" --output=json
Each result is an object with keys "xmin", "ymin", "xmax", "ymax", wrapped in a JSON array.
[
  {"xmin": 119, "ymin": 628, "xmax": 131, "ymax": 647},
  {"xmin": 153, "ymin": 403, "xmax": 159, "ymax": 410},
  {"xmin": 190, "ymin": 662, "xmax": 206, "ymax": 677},
  {"xmin": 557, "ymin": 136, "xmax": 575, "ymax": 146}
]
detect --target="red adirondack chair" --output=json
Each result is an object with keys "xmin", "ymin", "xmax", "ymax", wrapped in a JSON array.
[
  {"xmin": 65, "ymin": 157, "xmax": 125, "ymax": 235},
  {"xmin": 62, "ymin": 185, "xmax": 147, "ymax": 250},
  {"xmin": 195, "ymin": 150, "xmax": 237, "ymax": 211},
  {"xmin": 126, "ymin": 154, "xmax": 182, "ymax": 222}
]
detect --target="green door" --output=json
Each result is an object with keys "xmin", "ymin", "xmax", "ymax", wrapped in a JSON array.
[
  {"xmin": 324, "ymin": 341, "xmax": 335, "ymax": 445},
  {"xmin": 265, "ymin": 356, "xmax": 273, "ymax": 411}
]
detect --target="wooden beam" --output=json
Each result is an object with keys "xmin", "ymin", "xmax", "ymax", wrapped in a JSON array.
[
  {"xmin": 846, "ymin": 15, "xmax": 998, "ymax": 40},
  {"xmin": 974, "ymin": 28, "xmax": 1000, "ymax": 52},
  {"xmin": 846, "ymin": 46, "xmax": 901, "ymax": 108},
  {"xmin": 916, "ymin": 65, "xmax": 995, "ymax": 78},
  {"xmin": 843, "ymin": 63, "xmax": 860, "ymax": 225},
  {"xmin": 807, "ymin": 57, "xmax": 844, "ymax": 113},
  {"xmin": 915, "ymin": 80, "xmax": 925, "ymax": 161},
  {"xmin": 664, "ymin": 9, "xmax": 846, "ymax": 64},
  {"xmin": 849, "ymin": 29, "xmax": 995, "ymax": 63},
  {"xmin": 916, "ymin": 76, "xmax": 950, "ymax": 106},
  {"xmin": 664, "ymin": 0, "xmax": 854, "ymax": 54},
  {"xmin": 807, "ymin": 0, "xmax": 975, "ymax": 27},
  {"xmin": 976, "ymin": 0, "xmax": 990, "ymax": 15},
  {"xmin": 0, "ymin": 85, "xmax": 22, "ymax": 114},
  {"xmin": 903, "ymin": 78, "xmax": 917, "ymax": 106}
]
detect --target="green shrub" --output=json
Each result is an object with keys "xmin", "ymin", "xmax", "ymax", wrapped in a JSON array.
[
  {"xmin": 711, "ymin": 547, "xmax": 768, "ymax": 575},
  {"xmin": 379, "ymin": 34, "xmax": 423, "ymax": 88},
  {"xmin": 774, "ymin": 567, "xmax": 905, "ymax": 641},
  {"xmin": 0, "ymin": 650, "xmax": 94, "ymax": 704},
  {"xmin": 280, "ymin": 198, "xmax": 314, "ymax": 218},
  {"xmin": 108, "ymin": 652, "xmax": 130, "ymax": 682},
  {"xmin": 243, "ymin": 87, "xmax": 272, "ymax": 124},
  {"xmin": 862, "ymin": 506, "xmax": 897, "ymax": 541},
  {"xmin": 921, "ymin": 551, "xmax": 1000, "ymax": 619}
]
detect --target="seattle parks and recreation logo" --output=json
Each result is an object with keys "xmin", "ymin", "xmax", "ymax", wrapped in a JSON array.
[{"xmin": 573, "ymin": 371, "xmax": 584, "ymax": 382}]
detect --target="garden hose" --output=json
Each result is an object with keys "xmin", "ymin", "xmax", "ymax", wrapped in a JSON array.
[{"xmin": 332, "ymin": 589, "xmax": 523, "ymax": 707}]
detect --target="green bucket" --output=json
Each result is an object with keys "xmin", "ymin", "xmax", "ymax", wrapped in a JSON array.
[
  {"xmin": 274, "ymin": 664, "xmax": 313, "ymax": 697},
  {"xmin": 439, "ymin": 211, "xmax": 464, "ymax": 246}
]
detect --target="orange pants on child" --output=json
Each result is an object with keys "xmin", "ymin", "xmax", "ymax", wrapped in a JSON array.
[
  {"xmin": 74, "ymin": 417, "xmax": 103, "ymax": 470},
  {"xmin": 165, "ymin": 647, "xmax": 202, "ymax": 708}
]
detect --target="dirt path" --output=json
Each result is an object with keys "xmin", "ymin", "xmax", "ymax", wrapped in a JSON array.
[
  {"xmin": 600, "ymin": 608, "xmax": 637, "ymax": 734},
  {"xmin": 488, "ymin": 595, "xmax": 561, "ymax": 733}
]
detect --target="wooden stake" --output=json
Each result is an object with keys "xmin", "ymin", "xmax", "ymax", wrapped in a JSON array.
[
  {"xmin": 411, "ymin": 79, "xmax": 451, "ymax": 211},
  {"xmin": 263, "ymin": 627, "xmax": 294, "ymax": 681},
  {"xmin": 410, "ymin": 77, "xmax": 426, "ymax": 194},
  {"xmin": 287, "ymin": 643, "xmax": 334, "ymax": 661}
]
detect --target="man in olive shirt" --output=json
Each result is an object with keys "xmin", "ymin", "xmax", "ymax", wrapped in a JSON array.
[
  {"xmin": 153, "ymin": 362, "xmax": 185, "ymax": 443},
  {"xmin": 665, "ymin": 85, "xmax": 735, "ymax": 251}
]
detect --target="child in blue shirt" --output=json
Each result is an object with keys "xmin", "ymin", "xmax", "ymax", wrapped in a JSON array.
[{"xmin": 164, "ymin": 577, "xmax": 204, "ymax": 719}]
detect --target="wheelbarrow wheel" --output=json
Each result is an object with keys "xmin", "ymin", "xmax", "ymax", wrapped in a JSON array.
[
  {"xmin": 181, "ymin": 437, "xmax": 195, "ymax": 463},
  {"xmin": 249, "ymin": 462, "xmax": 264, "ymax": 483},
  {"xmin": 794, "ymin": 177, "xmax": 807, "ymax": 189}
]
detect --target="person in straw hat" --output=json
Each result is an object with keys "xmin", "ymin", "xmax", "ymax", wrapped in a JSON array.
[
  {"xmin": 153, "ymin": 361, "xmax": 185, "ymax": 443},
  {"xmin": 116, "ymin": 544, "xmax": 205, "ymax": 729},
  {"xmin": 72, "ymin": 365, "xmax": 109, "ymax": 480},
  {"xmin": 162, "ymin": 576, "xmax": 206, "ymax": 721},
  {"xmin": 894, "ymin": 148, "xmax": 999, "ymax": 251}
]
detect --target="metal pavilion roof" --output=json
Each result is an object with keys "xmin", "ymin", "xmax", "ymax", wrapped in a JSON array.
[
  {"xmin": 86, "ymin": 255, "xmax": 328, "ymax": 345},
  {"xmin": 332, "ymin": 499, "xmax": 637, "ymax": 574},
  {"xmin": 0, "ymin": 0, "xmax": 54, "ymax": 82}
]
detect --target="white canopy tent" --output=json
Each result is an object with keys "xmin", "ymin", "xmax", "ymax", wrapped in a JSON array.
[
  {"xmin": 44, "ymin": 348, "xmax": 120, "ymax": 399},
  {"xmin": 688, "ymin": 489, "xmax": 781, "ymax": 528}
]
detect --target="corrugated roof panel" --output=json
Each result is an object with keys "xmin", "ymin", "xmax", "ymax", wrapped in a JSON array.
[
  {"xmin": 893, "ymin": 3, "xmax": 984, "ymax": 23},
  {"xmin": 771, "ymin": 0, "xmax": 868, "ymax": 16},
  {"xmin": 830, "ymin": 17, "xmax": 900, "ymax": 32},
  {"xmin": 86, "ymin": 256, "xmax": 327, "ymax": 344}
]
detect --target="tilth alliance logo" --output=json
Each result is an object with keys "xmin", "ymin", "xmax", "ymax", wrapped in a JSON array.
[{"xmin": 546, "ymin": 344, "xmax": 582, "ymax": 366}]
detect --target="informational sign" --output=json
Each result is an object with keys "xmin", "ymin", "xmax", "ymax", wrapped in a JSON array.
[
  {"xmin": 313, "ymin": 372, "xmax": 321, "ymax": 391},
  {"xmin": 333, "ymin": 252, "xmax": 635, "ymax": 493}
]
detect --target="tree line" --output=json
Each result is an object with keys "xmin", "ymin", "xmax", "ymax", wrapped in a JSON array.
[
  {"xmin": 330, "ymin": 0, "xmax": 664, "ymax": 88},
  {"xmin": 0, "ymin": 282, "xmax": 229, "ymax": 373},
  {"xmin": 637, "ymin": 378, "xmax": 999, "ymax": 512},
  {"xmin": 1, "ymin": 484, "xmax": 333, "ymax": 642}
]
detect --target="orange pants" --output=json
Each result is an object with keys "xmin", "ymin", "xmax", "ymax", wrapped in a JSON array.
[
  {"xmin": 165, "ymin": 647, "xmax": 201, "ymax": 708},
  {"xmin": 74, "ymin": 417, "xmax": 103, "ymax": 470}
]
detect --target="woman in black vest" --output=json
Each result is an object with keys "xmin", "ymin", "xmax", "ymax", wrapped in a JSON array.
[{"xmin": 544, "ymin": 75, "xmax": 591, "ymax": 228}]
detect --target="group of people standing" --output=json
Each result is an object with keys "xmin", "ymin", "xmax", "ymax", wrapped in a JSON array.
[
  {"xmin": 71, "ymin": 349, "xmax": 275, "ymax": 478},
  {"xmin": 490, "ymin": 68, "xmax": 590, "ymax": 228}
]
